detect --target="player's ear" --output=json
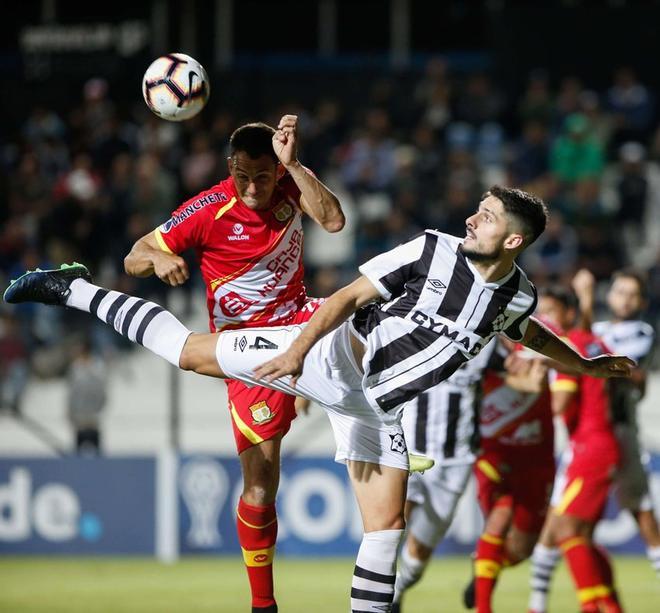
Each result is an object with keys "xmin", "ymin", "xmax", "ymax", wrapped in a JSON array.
[
  {"xmin": 226, "ymin": 157, "xmax": 233, "ymax": 175},
  {"xmin": 276, "ymin": 162, "xmax": 286, "ymax": 180},
  {"xmin": 504, "ymin": 233, "xmax": 524, "ymax": 251}
]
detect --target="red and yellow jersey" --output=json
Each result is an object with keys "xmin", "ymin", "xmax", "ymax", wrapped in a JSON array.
[
  {"xmin": 154, "ymin": 173, "xmax": 308, "ymax": 332},
  {"xmin": 479, "ymin": 325, "xmax": 558, "ymax": 462},
  {"xmin": 551, "ymin": 328, "xmax": 615, "ymax": 444}
]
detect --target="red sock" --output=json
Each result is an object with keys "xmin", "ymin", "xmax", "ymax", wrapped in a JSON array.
[
  {"xmin": 593, "ymin": 546, "xmax": 621, "ymax": 609},
  {"xmin": 236, "ymin": 498, "xmax": 278, "ymax": 608},
  {"xmin": 475, "ymin": 533, "xmax": 504, "ymax": 613},
  {"xmin": 558, "ymin": 537, "xmax": 621, "ymax": 613}
]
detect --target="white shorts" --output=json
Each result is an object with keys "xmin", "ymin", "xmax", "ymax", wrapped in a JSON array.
[
  {"xmin": 614, "ymin": 425, "xmax": 652, "ymax": 512},
  {"xmin": 406, "ymin": 462, "xmax": 473, "ymax": 546},
  {"xmin": 216, "ymin": 322, "xmax": 409, "ymax": 470}
]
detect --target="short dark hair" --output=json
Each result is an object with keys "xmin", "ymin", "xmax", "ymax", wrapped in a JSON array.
[
  {"xmin": 229, "ymin": 122, "xmax": 277, "ymax": 162},
  {"xmin": 611, "ymin": 267, "xmax": 648, "ymax": 298},
  {"xmin": 489, "ymin": 185, "xmax": 549, "ymax": 247},
  {"xmin": 538, "ymin": 285, "xmax": 578, "ymax": 310}
]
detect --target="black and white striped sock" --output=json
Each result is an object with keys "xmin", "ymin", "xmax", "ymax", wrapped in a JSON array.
[
  {"xmin": 351, "ymin": 529, "xmax": 402, "ymax": 612},
  {"xmin": 65, "ymin": 279, "xmax": 191, "ymax": 366},
  {"xmin": 528, "ymin": 543, "xmax": 560, "ymax": 612}
]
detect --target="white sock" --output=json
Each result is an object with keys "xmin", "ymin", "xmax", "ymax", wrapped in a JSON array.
[
  {"xmin": 393, "ymin": 541, "xmax": 427, "ymax": 603},
  {"xmin": 65, "ymin": 279, "xmax": 191, "ymax": 367},
  {"xmin": 647, "ymin": 545, "xmax": 660, "ymax": 577},
  {"xmin": 352, "ymin": 529, "xmax": 403, "ymax": 612},
  {"xmin": 528, "ymin": 544, "xmax": 560, "ymax": 612}
]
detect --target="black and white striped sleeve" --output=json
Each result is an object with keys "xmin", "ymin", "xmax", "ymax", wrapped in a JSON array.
[
  {"xmin": 502, "ymin": 280, "xmax": 538, "ymax": 342},
  {"xmin": 358, "ymin": 233, "xmax": 427, "ymax": 300}
]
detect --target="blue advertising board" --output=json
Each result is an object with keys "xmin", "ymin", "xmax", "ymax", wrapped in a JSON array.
[
  {"xmin": 0, "ymin": 458, "xmax": 155, "ymax": 554},
  {"xmin": 2, "ymin": 454, "xmax": 659, "ymax": 556}
]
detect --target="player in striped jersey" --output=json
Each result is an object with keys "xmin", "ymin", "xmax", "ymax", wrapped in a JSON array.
[
  {"xmin": 392, "ymin": 341, "xmax": 497, "ymax": 612},
  {"xmin": 6, "ymin": 186, "xmax": 636, "ymax": 612}
]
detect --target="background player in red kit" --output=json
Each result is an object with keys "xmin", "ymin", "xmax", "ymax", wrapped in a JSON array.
[
  {"xmin": 466, "ymin": 321, "xmax": 556, "ymax": 613},
  {"xmin": 124, "ymin": 115, "xmax": 344, "ymax": 612},
  {"xmin": 530, "ymin": 285, "xmax": 623, "ymax": 613}
]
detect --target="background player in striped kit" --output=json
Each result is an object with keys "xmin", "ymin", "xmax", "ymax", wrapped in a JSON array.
[
  {"xmin": 5, "ymin": 186, "xmax": 636, "ymax": 612},
  {"xmin": 391, "ymin": 341, "xmax": 497, "ymax": 612},
  {"xmin": 124, "ymin": 116, "xmax": 344, "ymax": 613}
]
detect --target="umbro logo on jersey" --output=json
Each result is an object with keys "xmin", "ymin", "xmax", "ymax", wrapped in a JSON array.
[
  {"xmin": 249, "ymin": 336, "xmax": 279, "ymax": 350},
  {"xmin": 426, "ymin": 278, "xmax": 447, "ymax": 295},
  {"xmin": 228, "ymin": 222, "xmax": 250, "ymax": 241}
]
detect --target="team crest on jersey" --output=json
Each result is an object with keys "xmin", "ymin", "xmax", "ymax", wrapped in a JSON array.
[
  {"xmin": 220, "ymin": 292, "xmax": 256, "ymax": 317},
  {"xmin": 249, "ymin": 400, "xmax": 276, "ymax": 425},
  {"xmin": 273, "ymin": 201, "xmax": 293, "ymax": 222},
  {"xmin": 491, "ymin": 312, "xmax": 508, "ymax": 334},
  {"xmin": 389, "ymin": 433, "xmax": 407, "ymax": 454}
]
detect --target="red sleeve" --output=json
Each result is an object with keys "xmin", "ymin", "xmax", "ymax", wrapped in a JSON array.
[{"xmin": 154, "ymin": 191, "xmax": 215, "ymax": 254}]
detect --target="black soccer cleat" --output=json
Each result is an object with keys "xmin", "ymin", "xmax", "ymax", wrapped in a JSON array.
[
  {"xmin": 252, "ymin": 605, "xmax": 277, "ymax": 613},
  {"xmin": 462, "ymin": 576, "xmax": 475, "ymax": 609},
  {"xmin": 3, "ymin": 263, "xmax": 91, "ymax": 305},
  {"xmin": 391, "ymin": 602, "xmax": 401, "ymax": 613}
]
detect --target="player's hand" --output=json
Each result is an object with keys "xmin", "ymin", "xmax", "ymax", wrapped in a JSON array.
[
  {"xmin": 153, "ymin": 253, "xmax": 190, "ymax": 286},
  {"xmin": 571, "ymin": 268, "xmax": 595, "ymax": 299},
  {"xmin": 272, "ymin": 114, "xmax": 299, "ymax": 169},
  {"xmin": 253, "ymin": 348, "xmax": 305, "ymax": 387},
  {"xmin": 582, "ymin": 354, "xmax": 636, "ymax": 378}
]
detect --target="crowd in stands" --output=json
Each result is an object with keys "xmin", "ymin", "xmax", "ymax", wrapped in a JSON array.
[{"xmin": 3, "ymin": 59, "xmax": 660, "ymax": 412}]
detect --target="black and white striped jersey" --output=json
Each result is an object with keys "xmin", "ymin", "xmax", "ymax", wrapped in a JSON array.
[
  {"xmin": 400, "ymin": 339, "xmax": 497, "ymax": 465},
  {"xmin": 352, "ymin": 230, "xmax": 537, "ymax": 417},
  {"xmin": 593, "ymin": 319, "xmax": 655, "ymax": 426}
]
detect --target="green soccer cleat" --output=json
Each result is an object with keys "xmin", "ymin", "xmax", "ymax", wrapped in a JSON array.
[
  {"xmin": 408, "ymin": 453, "xmax": 435, "ymax": 474},
  {"xmin": 3, "ymin": 263, "xmax": 91, "ymax": 306}
]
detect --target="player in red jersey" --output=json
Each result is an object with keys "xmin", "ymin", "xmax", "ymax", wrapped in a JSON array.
[
  {"xmin": 124, "ymin": 116, "xmax": 344, "ymax": 613},
  {"xmin": 527, "ymin": 283, "xmax": 623, "ymax": 613},
  {"xmin": 465, "ymin": 325, "xmax": 556, "ymax": 613}
]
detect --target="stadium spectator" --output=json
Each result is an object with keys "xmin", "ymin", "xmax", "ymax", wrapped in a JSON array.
[
  {"xmin": 67, "ymin": 338, "xmax": 108, "ymax": 456},
  {"xmin": 550, "ymin": 113, "xmax": 605, "ymax": 184},
  {"xmin": 0, "ymin": 312, "xmax": 29, "ymax": 415}
]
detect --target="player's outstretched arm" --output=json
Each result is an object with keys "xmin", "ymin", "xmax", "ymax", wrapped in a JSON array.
[
  {"xmin": 521, "ymin": 317, "xmax": 636, "ymax": 378},
  {"xmin": 272, "ymin": 114, "xmax": 345, "ymax": 233},
  {"xmin": 253, "ymin": 275, "xmax": 380, "ymax": 385},
  {"xmin": 124, "ymin": 231, "xmax": 189, "ymax": 286}
]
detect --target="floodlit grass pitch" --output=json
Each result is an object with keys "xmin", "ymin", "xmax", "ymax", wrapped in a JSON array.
[{"xmin": 1, "ymin": 555, "xmax": 659, "ymax": 612}]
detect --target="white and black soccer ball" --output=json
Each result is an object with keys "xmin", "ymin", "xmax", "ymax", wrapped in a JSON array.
[{"xmin": 142, "ymin": 53, "xmax": 210, "ymax": 122}]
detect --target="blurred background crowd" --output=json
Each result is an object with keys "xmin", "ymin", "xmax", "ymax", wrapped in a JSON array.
[{"xmin": 3, "ymin": 1, "xmax": 660, "ymax": 425}]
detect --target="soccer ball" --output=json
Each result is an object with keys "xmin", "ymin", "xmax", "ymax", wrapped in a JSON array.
[{"xmin": 142, "ymin": 53, "xmax": 210, "ymax": 122}]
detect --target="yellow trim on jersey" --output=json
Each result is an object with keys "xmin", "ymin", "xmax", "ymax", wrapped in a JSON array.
[
  {"xmin": 577, "ymin": 584, "xmax": 611, "ymax": 604},
  {"xmin": 554, "ymin": 478, "xmax": 584, "ymax": 516},
  {"xmin": 477, "ymin": 459, "xmax": 502, "ymax": 483},
  {"xmin": 550, "ymin": 379, "xmax": 579, "ymax": 393},
  {"xmin": 475, "ymin": 559, "xmax": 502, "ymax": 579},
  {"xmin": 558, "ymin": 535, "xmax": 586, "ymax": 552},
  {"xmin": 241, "ymin": 545, "xmax": 275, "ymax": 567},
  {"xmin": 481, "ymin": 533, "xmax": 503, "ymax": 546},
  {"xmin": 230, "ymin": 402, "xmax": 264, "ymax": 445},
  {"xmin": 154, "ymin": 228, "xmax": 174, "ymax": 254},
  {"xmin": 214, "ymin": 197, "xmax": 237, "ymax": 220},
  {"xmin": 236, "ymin": 509, "xmax": 278, "ymax": 530}
]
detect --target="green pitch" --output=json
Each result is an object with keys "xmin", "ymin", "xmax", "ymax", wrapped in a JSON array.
[{"xmin": 1, "ymin": 555, "xmax": 659, "ymax": 612}]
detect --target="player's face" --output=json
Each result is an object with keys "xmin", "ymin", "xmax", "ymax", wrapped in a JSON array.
[
  {"xmin": 536, "ymin": 296, "xmax": 574, "ymax": 330},
  {"xmin": 229, "ymin": 152, "xmax": 279, "ymax": 209},
  {"xmin": 607, "ymin": 277, "xmax": 644, "ymax": 320},
  {"xmin": 462, "ymin": 195, "xmax": 524, "ymax": 263}
]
